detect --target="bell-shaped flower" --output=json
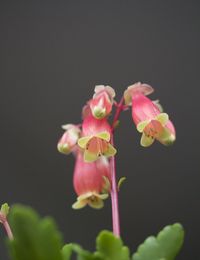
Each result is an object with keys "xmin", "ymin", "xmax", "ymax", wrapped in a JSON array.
[
  {"xmin": 89, "ymin": 85, "xmax": 115, "ymax": 119},
  {"xmin": 78, "ymin": 115, "xmax": 116, "ymax": 162},
  {"xmin": 124, "ymin": 82, "xmax": 176, "ymax": 147},
  {"xmin": 57, "ymin": 124, "xmax": 81, "ymax": 154},
  {"xmin": 72, "ymin": 152, "xmax": 111, "ymax": 209}
]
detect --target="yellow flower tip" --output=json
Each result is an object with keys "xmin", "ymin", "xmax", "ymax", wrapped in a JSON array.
[
  {"xmin": 105, "ymin": 144, "xmax": 117, "ymax": 157},
  {"xmin": 88, "ymin": 192, "xmax": 109, "ymax": 209},
  {"xmin": 156, "ymin": 113, "xmax": 169, "ymax": 126},
  {"xmin": 72, "ymin": 200, "xmax": 87, "ymax": 210},
  {"xmin": 162, "ymin": 133, "xmax": 176, "ymax": 146},
  {"xmin": 92, "ymin": 106, "xmax": 106, "ymax": 119},
  {"xmin": 157, "ymin": 125, "xmax": 176, "ymax": 146},
  {"xmin": 89, "ymin": 199, "xmax": 104, "ymax": 209},
  {"xmin": 72, "ymin": 192, "xmax": 108, "ymax": 210},
  {"xmin": 78, "ymin": 136, "xmax": 91, "ymax": 149},
  {"xmin": 140, "ymin": 133, "xmax": 155, "ymax": 147},
  {"xmin": 57, "ymin": 143, "xmax": 70, "ymax": 154},
  {"xmin": 95, "ymin": 131, "xmax": 110, "ymax": 142},
  {"xmin": 84, "ymin": 150, "xmax": 98, "ymax": 162},
  {"xmin": 136, "ymin": 120, "xmax": 150, "ymax": 133},
  {"xmin": 97, "ymin": 193, "xmax": 109, "ymax": 200}
]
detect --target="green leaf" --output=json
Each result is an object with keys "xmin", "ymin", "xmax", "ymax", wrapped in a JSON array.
[
  {"xmin": 63, "ymin": 243, "xmax": 102, "ymax": 260},
  {"xmin": 1, "ymin": 203, "xmax": 10, "ymax": 216},
  {"xmin": 132, "ymin": 223, "xmax": 184, "ymax": 260},
  {"xmin": 95, "ymin": 230, "xmax": 130, "ymax": 260},
  {"xmin": 7, "ymin": 205, "xmax": 63, "ymax": 260},
  {"xmin": 62, "ymin": 244, "xmax": 73, "ymax": 260}
]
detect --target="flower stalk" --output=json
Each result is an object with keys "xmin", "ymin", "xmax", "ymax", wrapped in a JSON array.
[
  {"xmin": 0, "ymin": 212, "xmax": 13, "ymax": 240},
  {"xmin": 3, "ymin": 219, "xmax": 14, "ymax": 240},
  {"xmin": 110, "ymin": 96, "xmax": 125, "ymax": 237}
]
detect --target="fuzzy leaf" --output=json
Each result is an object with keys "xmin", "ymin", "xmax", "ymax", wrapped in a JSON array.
[
  {"xmin": 95, "ymin": 230, "xmax": 130, "ymax": 260},
  {"xmin": 8, "ymin": 205, "xmax": 63, "ymax": 260},
  {"xmin": 132, "ymin": 223, "xmax": 184, "ymax": 260}
]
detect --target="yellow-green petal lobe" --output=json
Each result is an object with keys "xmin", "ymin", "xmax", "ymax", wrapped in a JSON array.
[
  {"xmin": 96, "ymin": 193, "xmax": 109, "ymax": 200},
  {"xmin": 156, "ymin": 113, "xmax": 169, "ymax": 126},
  {"xmin": 96, "ymin": 131, "xmax": 110, "ymax": 142},
  {"xmin": 57, "ymin": 143, "xmax": 70, "ymax": 154},
  {"xmin": 88, "ymin": 198, "xmax": 104, "ymax": 209},
  {"xmin": 104, "ymin": 144, "xmax": 117, "ymax": 157},
  {"xmin": 93, "ymin": 107, "xmax": 106, "ymax": 119},
  {"xmin": 140, "ymin": 133, "xmax": 155, "ymax": 147},
  {"xmin": 78, "ymin": 136, "xmax": 91, "ymax": 148},
  {"xmin": 77, "ymin": 192, "xmax": 93, "ymax": 201},
  {"xmin": 84, "ymin": 150, "xmax": 99, "ymax": 162},
  {"xmin": 137, "ymin": 120, "xmax": 149, "ymax": 133},
  {"xmin": 102, "ymin": 176, "xmax": 111, "ymax": 193},
  {"xmin": 72, "ymin": 200, "xmax": 87, "ymax": 209},
  {"xmin": 157, "ymin": 127, "xmax": 176, "ymax": 146}
]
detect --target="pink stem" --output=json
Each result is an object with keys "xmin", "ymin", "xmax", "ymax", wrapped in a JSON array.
[
  {"xmin": 110, "ymin": 97, "xmax": 125, "ymax": 237},
  {"xmin": 112, "ymin": 97, "xmax": 125, "ymax": 130},
  {"xmin": 3, "ymin": 220, "xmax": 14, "ymax": 240},
  {"xmin": 0, "ymin": 213, "xmax": 13, "ymax": 240},
  {"xmin": 110, "ymin": 135, "xmax": 120, "ymax": 236}
]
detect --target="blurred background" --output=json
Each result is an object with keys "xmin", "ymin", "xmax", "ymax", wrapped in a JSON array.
[{"xmin": 0, "ymin": 1, "xmax": 199, "ymax": 259}]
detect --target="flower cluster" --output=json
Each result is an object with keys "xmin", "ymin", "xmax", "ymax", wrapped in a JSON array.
[
  {"xmin": 58, "ymin": 82, "xmax": 176, "ymax": 209},
  {"xmin": 58, "ymin": 86, "xmax": 116, "ymax": 209}
]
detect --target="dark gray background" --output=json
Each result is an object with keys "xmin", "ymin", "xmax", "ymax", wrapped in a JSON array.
[{"xmin": 0, "ymin": 1, "xmax": 199, "ymax": 259}]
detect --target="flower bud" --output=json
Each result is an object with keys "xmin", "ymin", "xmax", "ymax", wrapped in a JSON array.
[
  {"xmin": 89, "ymin": 85, "xmax": 115, "ymax": 119},
  {"xmin": 57, "ymin": 124, "xmax": 81, "ymax": 154},
  {"xmin": 78, "ymin": 115, "xmax": 116, "ymax": 162},
  {"xmin": 72, "ymin": 152, "xmax": 111, "ymax": 209}
]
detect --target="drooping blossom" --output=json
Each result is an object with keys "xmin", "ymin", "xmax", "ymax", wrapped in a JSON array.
[
  {"xmin": 57, "ymin": 124, "xmax": 81, "ymax": 154},
  {"xmin": 124, "ymin": 82, "xmax": 176, "ymax": 147},
  {"xmin": 72, "ymin": 151, "xmax": 111, "ymax": 209},
  {"xmin": 78, "ymin": 115, "xmax": 116, "ymax": 162},
  {"xmin": 89, "ymin": 85, "xmax": 115, "ymax": 119}
]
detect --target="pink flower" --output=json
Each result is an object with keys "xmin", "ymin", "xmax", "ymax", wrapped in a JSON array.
[
  {"xmin": 89, "ymin": 85, "xmax": 115, "ymax": 119},
  {"xmin": 78, "ymin": 115, "xmax": 116, "ymax": 162},
  {"xmin": 72, "ymin": 152, "xmax": 111, "ymax": 209},
  {"xmin": 124, "ymin": 82, "xmax": 176, "ymax": 147},
  {"xmin": 57, "ymin": 124, "xmax": 81, "ymax": 154}
]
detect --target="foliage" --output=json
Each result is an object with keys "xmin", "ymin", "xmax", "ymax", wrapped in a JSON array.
[
  {"xmin": 4, "ymin": 205, "xmax": 184, "ymax": 260},
  {"xmin": 132, "ymin": 223, "xmax": 184, "ymax": 260},
  {"xmin": 8, "ymin": 205, "xmax": 63, "ymax": 260}
]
